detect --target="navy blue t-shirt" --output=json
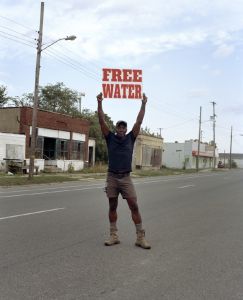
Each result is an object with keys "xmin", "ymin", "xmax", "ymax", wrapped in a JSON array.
[{"xmin": 105, "ymin": 130, "xmax": 136, "ymax": 172}]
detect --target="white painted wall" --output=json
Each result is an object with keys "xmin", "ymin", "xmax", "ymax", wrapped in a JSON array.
[
  {"xmin": 30, "ymin": 127, "xmax": 70, "ymax": 140},
  {"xmin": 163, "ymin": 143, "xmax": 185, "ymax": 168},
  {"xmin": 73, "ymin": 132, "xmax": 86, "ymax": 142},
  {"xmin": 25, "ymin": 159, "xmax": 45, "ymax": 172},
  {"xmin": 0, "ymin": 132, "xmax": 26, "ymax": 172},
  {"xmin": 57, "ymin": 160, "xmax": 84, "ymax": 171}
]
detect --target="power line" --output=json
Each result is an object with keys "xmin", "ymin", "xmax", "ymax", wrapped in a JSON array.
[
  {"xmin": 44, "ymin": 51, "xmax": 101, "ymax": 83},
  {"xmin": 0, "ymin": 34, "xmax": 36, "ymax": 48},
  {"xmin": 0, "ymin": 25, "xmax": 37, "ymax": 40},
  {"xmin": 0, "ymin": 15, "xmax": 37, "ymax": 32},
  {"xmin": 0, "ymin": 30, "xmax": 37, "ymax": 45},
  {"xmin": 45, "ymin": 48, "xmax": 101, "ymax": 77}
]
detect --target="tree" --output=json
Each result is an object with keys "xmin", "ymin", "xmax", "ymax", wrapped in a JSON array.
[
  {"xmin": 13, "ymin": 82, "xmax": 80, "ymax": 116},
  {"xmin": 209, "ymin": 140, "xmax": 217, "ymax": 149},
  {"xmin": 81, "ymin": 109, "xmax": 115, "ymax": 163},
  {"xmin": 139, "ymin": 126, "xmax": 155, "ymax": 136},
  {"xmin": 0, "ymin": 85, "xmax": 12, "ymax": 107}
]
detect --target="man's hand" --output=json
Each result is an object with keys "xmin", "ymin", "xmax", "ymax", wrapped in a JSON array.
[
  {"xmin": 97, "ymin": 92, "xmax": 103, "ymax": 103},
  {"xmin": 142, "ymin": 93, "xmax": 147, "ymax": 104}
]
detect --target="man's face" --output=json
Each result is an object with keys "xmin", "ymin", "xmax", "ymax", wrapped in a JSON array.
[{"xmin": 116, "ymin": 124, "xmax": 127, "ymax": 139}]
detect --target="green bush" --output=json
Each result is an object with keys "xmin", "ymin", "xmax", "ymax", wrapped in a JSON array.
[{"xmin": 68, "ymin": 162, "xmax": 75, "ymax": 173}]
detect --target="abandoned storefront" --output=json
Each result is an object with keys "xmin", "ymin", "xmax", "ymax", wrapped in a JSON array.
[{"xmin": 0, "ymin": 107, "xmax": 94, "ymax": 171}]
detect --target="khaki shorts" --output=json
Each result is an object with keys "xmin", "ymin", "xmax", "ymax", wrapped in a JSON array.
[{"xmin": 106, "ymin": 172, "xmax": 137, "ymax": 199}]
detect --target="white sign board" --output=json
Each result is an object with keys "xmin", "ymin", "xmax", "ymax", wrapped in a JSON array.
[{"xmin": 102, "ymin": 68, "xmax": 143, "ymax": 99}]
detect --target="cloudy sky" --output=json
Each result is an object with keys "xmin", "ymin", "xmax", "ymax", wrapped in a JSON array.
[{"xmin": 0, "ymin": 0, "xmax": 243, "ymax": 154}]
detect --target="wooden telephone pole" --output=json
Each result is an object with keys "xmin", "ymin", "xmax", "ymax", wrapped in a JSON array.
[{"xmin": 29, "ymin": 2, "xmax": 44, "ymax": 180}]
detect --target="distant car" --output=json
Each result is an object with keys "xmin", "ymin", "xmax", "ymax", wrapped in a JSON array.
[{"xmin": 218, "ymin": 161, "xmax": 224, "ymax": 168}]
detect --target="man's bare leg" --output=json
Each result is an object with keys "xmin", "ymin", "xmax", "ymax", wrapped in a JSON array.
[
  {"xmin": 105, "ymin": 197, "xmax": 120, "ymax": 246},
  {"xmin": 126, "ymin": 197, "xmax": 142, "ymax": 225},
  {"xmin": 126, "ymin": 197, "xmax": 151, "ymax": 249}
]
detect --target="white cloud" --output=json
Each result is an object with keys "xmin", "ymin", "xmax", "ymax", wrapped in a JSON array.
[
  {"xmin": 187, "ymin": 88, "xmax": 210, "ymax": 98},
  {"xmin": 213, "ymin": 44, "xmax": 234, "ymax": 58},
  {"xmin": 0, "ymin": 72, "xmax": 11, "ymax": 79},
  {"xmin": 201, "ymin": 64, "xmax": 209, "ymax": 70},
  {"xmin": 211, "ymin": 70, "xmax": 220, "ymax": 76},
  {"xmin": 149, "ymin": 64, "xmax": 161, "ymax": 72}
]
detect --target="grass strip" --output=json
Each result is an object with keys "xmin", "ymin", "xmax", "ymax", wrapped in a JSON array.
[{"xmin": 0, "ymin": 176, "xmax": 79, "ymax": 187}]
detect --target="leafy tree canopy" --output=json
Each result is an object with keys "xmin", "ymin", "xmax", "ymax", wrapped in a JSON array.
[
  {"xmin": 81, "ymin": 109, "xmax": 115, "ymax": 163},
  {"xmin": 13, "ymin": 82, "xmax": 80, "ymax": 117},
  {"xmin": 0, "ymin": 85, "xmax": 13, "ymax": 107}
]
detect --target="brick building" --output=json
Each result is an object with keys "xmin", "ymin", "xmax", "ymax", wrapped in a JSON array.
[{"xmin": 0, "ymin": 107, "xmax": 93, "ymax": 171}]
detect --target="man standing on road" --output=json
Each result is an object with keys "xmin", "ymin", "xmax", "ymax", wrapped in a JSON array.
[{"xmin": 97, "ymin": 92, "xmax": 151, "ymax": 250}]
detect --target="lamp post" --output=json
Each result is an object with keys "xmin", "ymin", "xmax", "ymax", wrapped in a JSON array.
[
  {"xmin": 229, "ymin": 129, "xmax": 243, "ymax": 170},
  {"xmin": 29, "ymin": 2, "xmax": 76, "ymax": 180}
]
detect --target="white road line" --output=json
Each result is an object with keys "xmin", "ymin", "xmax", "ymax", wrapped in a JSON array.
[
  {"xmin": 224, "ymin": 178, "xmax": 231, "ymax": 179},
  {"xmin": 0, "ymin": 183, "xmax": 105, "ymax": 194},
  {"xmin": 0, "ymin": 208, "xmax": 65, "ymax": 220},
  {"xmin": 0, "ymin": 173, "xmax": 222, "ymax": 199},
  {"xmin": 177, "ymin": 185, "xmax": 195, "ymax": 189},
  {"xmin": 0, "ymin": 186, "xmax": 104, "ymax": 199}
]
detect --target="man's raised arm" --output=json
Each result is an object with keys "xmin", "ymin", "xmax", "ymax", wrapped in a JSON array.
[
  {"xmin": 97, "ymin": 92, "xmax": 109, "ymax": 137},
  {"xmin": 132, "ymin": 93, "xmax": 147, "ymax": 138}
]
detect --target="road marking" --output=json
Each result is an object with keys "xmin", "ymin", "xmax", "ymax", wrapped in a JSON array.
[
  {"xmin": 0, "ymin": 173, "xmax": 222, "ymax": 199},
  {"xmin": 0, "ymin": 208, "xmax": 65, "ymax": 220},
  {"xmin": 0, "ymin": 186, "xmax": 104, "ymax": 199},
  {"xmin": 224, "ymin": 178, "xmax": 231, "ymax": 179},
  {"xmin": 177, "ymin": 185, "xmax": 195, "ymax": 189},
  {"xmin": 0, "ymin": 183, "xmax": 105, "ymax": 194}
]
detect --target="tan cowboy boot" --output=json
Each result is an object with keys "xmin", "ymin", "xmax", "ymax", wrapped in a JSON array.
[
  {"xmin": 104, "ymin": 227, "xmax": 120, "ymax": 246},
  {"xmin": 135, "ymin": 229, "xmax": 151, "ymax": 249}
]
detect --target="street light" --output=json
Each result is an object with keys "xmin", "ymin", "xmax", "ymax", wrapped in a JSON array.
[{"xmin": 29, "ymin": 2, "xmax": 77, "ymax": 180}]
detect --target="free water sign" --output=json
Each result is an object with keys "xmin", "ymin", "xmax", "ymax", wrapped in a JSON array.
[{"xmin": 102, "ymin": 68, "xmax": 143, "ymax": 99}]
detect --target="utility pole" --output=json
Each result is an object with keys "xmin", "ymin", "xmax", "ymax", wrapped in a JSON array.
[
  {"xmin": 224, "ymin": 150, "xmax": 225, "ymax": 168},
  {"xmin": 29, "ymin": 2, "xmax": 44, "ymax": 180},
  {"xmin": 230, "ymin": 126, "xmax": 232, "ymax": 170},
  {"xmin": 157, "ymin": 128, "xmax": 163, "ymax": 138},
  {"xmin": 211, "ymin": 102, "xmax": 216, "ymax": 170},
  {"xmin": 197, "ymin": 106, "xmax": 202, "ymax": 172}
]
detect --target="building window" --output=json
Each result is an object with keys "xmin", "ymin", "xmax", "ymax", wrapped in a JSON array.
[
  {"xmin": 72, "ymin": 141, "xmax": 85, "ymax": 160},
  {"xmin": 57, "ymin": 139, "xmax": 69, "ymax": 160}
]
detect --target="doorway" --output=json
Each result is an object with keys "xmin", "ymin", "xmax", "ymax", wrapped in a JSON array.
[{"xmin": 44, "ymin": 138, "xmax": 56, "ymax": 160}]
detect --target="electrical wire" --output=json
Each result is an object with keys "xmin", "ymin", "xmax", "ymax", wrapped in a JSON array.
[
  {"xmin": 43, "ymin": 51, "xmax": 101, "ymax": 83},
  {"xmin": 45, "ymin": 48, "xmax": 101, "ymax": 78},
  {"xmin": 0, "ymin": 30, "xmax": 37, "ymax": 45},
  {"xmin": 0, "ymin": 15, "xmax": 37, "ymax": 32},
  {"xmin": 0, "ymin": 25, "xmax": 37, "ymax": 40},
  {"xmin": 0, "ymin": 34, "xmax": 36, "ymax": 48}
]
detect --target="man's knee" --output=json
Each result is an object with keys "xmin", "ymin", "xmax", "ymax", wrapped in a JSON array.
[
  {"xmin": 109, "ymin": 198, "xmax": 118, "ymax": 212},
  {"xmin": 127, "ymin": 198, "xmax": 139, "ymax": 212}
]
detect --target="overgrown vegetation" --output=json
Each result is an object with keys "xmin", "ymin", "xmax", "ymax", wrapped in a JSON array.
[
  {"xmin": 78, "ymin": 163, "xmax": 108, "ymax": 174},
  {"xmin": 0, "ymin": 175, "xmax": 79, "ymax": 186}
]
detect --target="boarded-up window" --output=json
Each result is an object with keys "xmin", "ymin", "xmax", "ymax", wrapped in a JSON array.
[{"xmin": 142, "ymin": 147, "xmax": 162, "ymax": 167}]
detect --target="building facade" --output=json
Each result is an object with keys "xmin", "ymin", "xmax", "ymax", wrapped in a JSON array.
[
  {"xmin": 163, "ymin": 140, "xmax": 219, "ymax": 169},
  {"xmin": 132, "ymin": 134, "xmax": 163, "ymax": 170},
  {"xmin": 218, "ymin": 153, "xmax": 243, "ymax": 168},
  {"xmin": 0, "ymin": 107, "xmax": 91, "ymax": 171}
]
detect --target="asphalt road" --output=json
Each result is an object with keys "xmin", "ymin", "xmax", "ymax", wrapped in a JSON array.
[{"xmin": 1, "ymin": 171, "xmax": 243, "ymax": 300}]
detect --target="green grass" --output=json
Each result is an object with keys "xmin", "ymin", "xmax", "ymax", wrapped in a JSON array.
[
  {"xmin": 132, "ymin": 168, "xmax": 199, "ymax": 177},
  {"xmin": 0, "ymin": 175, "xmax": 79, "ymax": 187},
  {"xmin": 76, "ymin": 163, "xmax": 108, "ymax": 174}
]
